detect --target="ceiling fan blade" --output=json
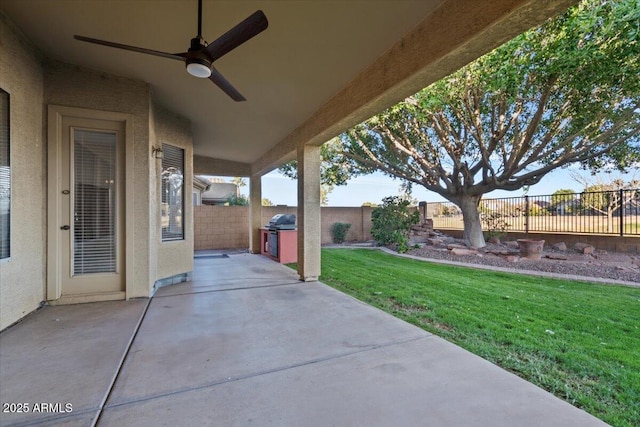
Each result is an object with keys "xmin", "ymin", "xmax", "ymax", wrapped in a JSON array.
[
  {"xmin": 74, "ymin": 35, "xmax": 186, "ymax": 61},
  {"xmin": 209, "ymin": 66, "xmax": 246, "ymax": 102},
  {"xmin": 205, "ymin": 10, "xmax": 268, "ymax": 62}
]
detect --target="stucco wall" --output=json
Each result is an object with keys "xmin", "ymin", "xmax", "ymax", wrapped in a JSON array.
[
  {"xmin": 317, "ymin": 206, "xmax": 375, "ymax": 243},
  {"xmin": 0, "ymin": 13, "xmax": 194, "ymax": 328},
  {"xmin": 152, "ymin": 102, "xmax": 194, "ymax": 281},
  {"xmin": 194, "ymin": 205, "xmax": 376, "ymax": 250},
  {"xmin": 43, "ymin": 61, "xmax": 153, "ymax": 298},
  {"xmin": 0, "ymin": 13, "xmax": 46, "ymax": 330}
]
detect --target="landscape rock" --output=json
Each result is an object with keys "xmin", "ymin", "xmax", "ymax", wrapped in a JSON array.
[
  {"xmin": 447, "ymin": 243, "xmax": 468, "ymax": 250},
  {"xmin": 573, "ymin": 242, "xmax": 596, "ymax": 254},
  {"xmin": 486, "ymin": 250, "xmax": 520, "ymax": 256},
  {"xmin": 488, "ymin": 237, "xmax": 501, "ymax": 245},
  {"xmin": 427, "ymin": 238, "xmax": 444, "ymax": 246},
  {"xmin": 504, "ymin": 241, "xmax": 519, "ymax": 249},
  {"xmin": 409, "ymin": 236, "xmax": 429, "ymax": 244},
  {"xmin": 545, "ymin": 254, "xmax": 568, "ymax": 260},
  {"xmin": 450, "ymin": 248, "xmax": 478, "ymax": 256},
  {"xmin": 574, "ymin": 242, "xmax": 592, "ymax": 250},
  {"xmin": 401, "ymin": 231, "xmax": 640, "ymax": 283},
  {"xmin": 552, "ymin": 242, "xmax": 567, "ymax": 251}
]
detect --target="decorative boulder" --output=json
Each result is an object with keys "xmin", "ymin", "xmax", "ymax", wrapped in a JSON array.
[
  {"xmin": 517, "ymin": 239, "xmax": 545, "ymax": 260},
  {"xmin": 552, "ymin": 242, "xmax": 567, "ymax": 251},
  {"xmin": 574, "ymin": 242, "xmax": 595, "ymax": 254},
  {"xmin": 504, "ymin": 241, "xmax": 519, "ymax": 249}
]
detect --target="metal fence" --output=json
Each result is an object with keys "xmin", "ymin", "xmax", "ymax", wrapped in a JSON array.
[{"xmin": 425, "ymin": 189, "xmax": 640, "ymax": 237}]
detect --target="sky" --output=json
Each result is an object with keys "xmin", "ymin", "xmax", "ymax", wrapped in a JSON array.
[{"xmin": 214, "ymin": 165, "xmax": 637, "ymax": 207}]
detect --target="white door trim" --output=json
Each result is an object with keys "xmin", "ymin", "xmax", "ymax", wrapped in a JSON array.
[{"xmin": 47, "ymin": 105, "xmax": 135, "ymax": 303}]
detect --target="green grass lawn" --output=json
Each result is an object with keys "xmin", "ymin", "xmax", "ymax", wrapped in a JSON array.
[{"xmin": 316, "ymin": 249, "xmax": 640, "ymax": 427}]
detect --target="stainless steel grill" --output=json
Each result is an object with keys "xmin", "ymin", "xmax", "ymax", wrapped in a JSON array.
[
  {"xmin": 266, "ymin": 214, "xmax": 296, "ymax": 258},
  {"xmin": 267, "ymin": 214, "xmax": 296, "ymax": 231}
]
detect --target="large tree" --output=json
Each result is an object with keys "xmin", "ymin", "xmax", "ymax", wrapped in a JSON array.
[{"xmin": 331, "ymin": 0, "xmax": 640, "ymax": 247}]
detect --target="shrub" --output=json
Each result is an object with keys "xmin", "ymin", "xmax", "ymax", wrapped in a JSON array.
[
  {"xmin": 226, "ymin": 194, "xmax": 249, "ymax": 206},
  {"xmin": 371, "ymin": 196, "xmax": 420, "ymax": 253},
  {"xmin": 481, "ymin": 211, "xmax": 510, "ymax": 241},
  {"xmin": 331, "ymin": 222, "xmax": 352, "ymax": 243}
]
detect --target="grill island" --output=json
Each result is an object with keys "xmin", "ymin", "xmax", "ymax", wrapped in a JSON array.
[{"xmin": 260, "ymin": 214, "xmax": 297, "ymax": 264}]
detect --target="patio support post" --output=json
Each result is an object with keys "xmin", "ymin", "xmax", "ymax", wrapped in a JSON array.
[
  {"xmin": 249, "ymin": 174, "xmax": 262, "ymax": 254},
  {"xmin": 297, "ymin": 144, "xmax": 321, "ymax": 281}
]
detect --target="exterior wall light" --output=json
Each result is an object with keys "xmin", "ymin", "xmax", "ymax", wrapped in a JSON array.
[{"xmin": 151, "ymin": 146, "xmax": 164, "ymax": 159}]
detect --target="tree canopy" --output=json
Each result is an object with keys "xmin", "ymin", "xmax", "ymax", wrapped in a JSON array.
[{"xmin": 328, "ymin": 0, "xmax": 640, "ymax": 247}]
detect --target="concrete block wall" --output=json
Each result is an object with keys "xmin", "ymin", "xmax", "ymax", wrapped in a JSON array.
[
  {"xmin": 260, "ymin": 206, "xmax": 376, "ymax": 243},
  {"xmin": 194, "ymin": 205, "xmax": 377, "ymax": 250},
  {"xmin": 194, "ymin": 206, "xmax": 250, "ymax": 250},
  {"xmin": 319, "ymin": 206, "xmax": 375, "ymax": 243}
]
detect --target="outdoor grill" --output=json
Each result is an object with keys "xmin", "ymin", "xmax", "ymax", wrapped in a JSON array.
[
  {"xmin": 266, "ymin": 214, "xmax": 296, "ymax": 258},
  {"xmin": 267, "ymin": 214, "xmax": 296, "ymax": 231}
]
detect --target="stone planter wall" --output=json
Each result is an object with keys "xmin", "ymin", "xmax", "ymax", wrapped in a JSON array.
[{"xmin": 439, "ymin": 229, "xmax": 639, "ymax": 254}]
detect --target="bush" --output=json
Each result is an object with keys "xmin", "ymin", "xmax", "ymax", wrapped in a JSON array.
[
  {"xmin": 226, "ymin": 194, "xmax": 249, "ymax": 206},
  {"xmin": 481, "ymin": 211, "xmax": 510, "ymax": 241},
  {"xmin": 371, "ymin": 196, "xmax": 420, "ymax": 253},
  {"xmin": 331, "ymin": 222, "xmax": 352, "ymax": 243}
]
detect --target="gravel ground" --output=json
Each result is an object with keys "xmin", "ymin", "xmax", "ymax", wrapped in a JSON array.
[{"xmin": 404, "ymin": 237, "xmax": 640, "ymax": 284}]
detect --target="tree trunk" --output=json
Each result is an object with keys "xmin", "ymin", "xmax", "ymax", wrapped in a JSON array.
[{"xmin": 457, "ymin": 195, "xmax": 486, "ymax": 248}]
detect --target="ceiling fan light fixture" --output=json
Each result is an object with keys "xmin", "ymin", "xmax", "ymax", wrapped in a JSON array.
[{"xmin": 186, "ymin": 58, "xmax": 212, "ymax": 78}]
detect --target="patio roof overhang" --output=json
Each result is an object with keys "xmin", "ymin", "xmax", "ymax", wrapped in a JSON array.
[{"xmin": 0, "ymin": 0, "xmax": 577, "ymax": 176}]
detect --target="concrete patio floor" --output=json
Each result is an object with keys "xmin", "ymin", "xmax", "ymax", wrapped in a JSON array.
[{"xmin": 0, "ymin": 253, "xmax": 607, "ymax": 426}]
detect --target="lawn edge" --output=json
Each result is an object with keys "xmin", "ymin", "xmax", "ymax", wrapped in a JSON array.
[{"xmin": 322, "ymin": 245, "xmax": 640, "ymax": 289}]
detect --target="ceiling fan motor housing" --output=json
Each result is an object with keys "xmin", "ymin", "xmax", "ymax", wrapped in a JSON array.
[{"xmin": 186, "ymin": 37, "xmax": 212, "ymax": 78}]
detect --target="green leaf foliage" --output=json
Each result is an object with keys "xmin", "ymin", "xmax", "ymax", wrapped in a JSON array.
[
  {"xmin": 551, "ymin": 188, "xmax": 577, "ymax": 206},
  {"xmin": 330, "ymin": 222, "xmax": 352, "ymax": 243},
  {"xmin": 226, "ymin": 194, "xmax": 249, "ymax": 206},
  {"xmin": 341, "ymin": 0, "xmax": 639, "ymax": 198},
  {"xmin": 371, "ymin": 196, "xmax": 420, "ymax": 253},
  {"xmin": 278, "ymin": 138, "xmax": 373, "ymax": 186}
]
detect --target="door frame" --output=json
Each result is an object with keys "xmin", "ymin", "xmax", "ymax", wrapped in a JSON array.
[{"xmin": 47, "ymin": 105, "xmax": 135, "ymax": 303}]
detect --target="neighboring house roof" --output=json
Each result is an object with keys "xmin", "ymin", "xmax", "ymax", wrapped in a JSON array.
[
  {"xmin": 532, "ymin": 200, "xmax": 551, "ymax": 208},
  {"xmin": 201, "ymin": 182, "xmax": 238, "ymax": 204},
  {"xmin": 192, "ymin": 176, "xmax": 211, "ymax": 192}
]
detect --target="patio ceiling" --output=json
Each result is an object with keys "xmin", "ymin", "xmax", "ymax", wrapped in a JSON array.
[{"xmin": 0, "ymin": 0, "xmax": 576, "ymax": 175}]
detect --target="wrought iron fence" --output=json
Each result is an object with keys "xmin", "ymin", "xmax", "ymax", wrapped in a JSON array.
[{"xmin": 425, "ymin": 189, "xmax": 640, "ymax": 236}]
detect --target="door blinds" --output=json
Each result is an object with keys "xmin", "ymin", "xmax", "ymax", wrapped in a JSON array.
[
  {"xmin": 161, "ymin": 144, "xmax": 184, "ymax": 241},
  {"xmin": 0, "ymin": 90, "xmax": 9, "ymax": 260},
  {"xmin": 73, "ymin": 129, "xmax": 117, "ymax": 275}
]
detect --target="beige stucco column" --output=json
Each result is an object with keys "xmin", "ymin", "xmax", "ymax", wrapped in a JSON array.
[
  {"xmin": 249, "ymin": 174, "xmax": 262, "ymax": 254},
  {"xmin": 297, "ymin": 145, "xmax": 321, "ymax": 281}
]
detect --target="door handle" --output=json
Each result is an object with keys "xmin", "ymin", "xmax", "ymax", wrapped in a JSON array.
[{"xmin": 60, "ymin": 225, "xmax": 70, "ymax": 230}]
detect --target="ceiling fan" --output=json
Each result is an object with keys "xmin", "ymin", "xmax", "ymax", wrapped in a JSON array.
[{"xmin": 74, "ymin": 0, "xmax": 268, "ymax": 101}]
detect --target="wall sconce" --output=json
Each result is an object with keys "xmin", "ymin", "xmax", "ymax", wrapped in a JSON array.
[{"xmin": 151, "ymin": 146, "xmax": 164, "ymax": 159}]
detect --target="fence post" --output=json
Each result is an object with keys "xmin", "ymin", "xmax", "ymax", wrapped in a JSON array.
[
  {"xmin": 524, "ymin": 195, "xmax": 529, "ymax": 234},
  {"xmin": 619, "ymin": 189, "xmax": 624, "ymax": 237}
]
